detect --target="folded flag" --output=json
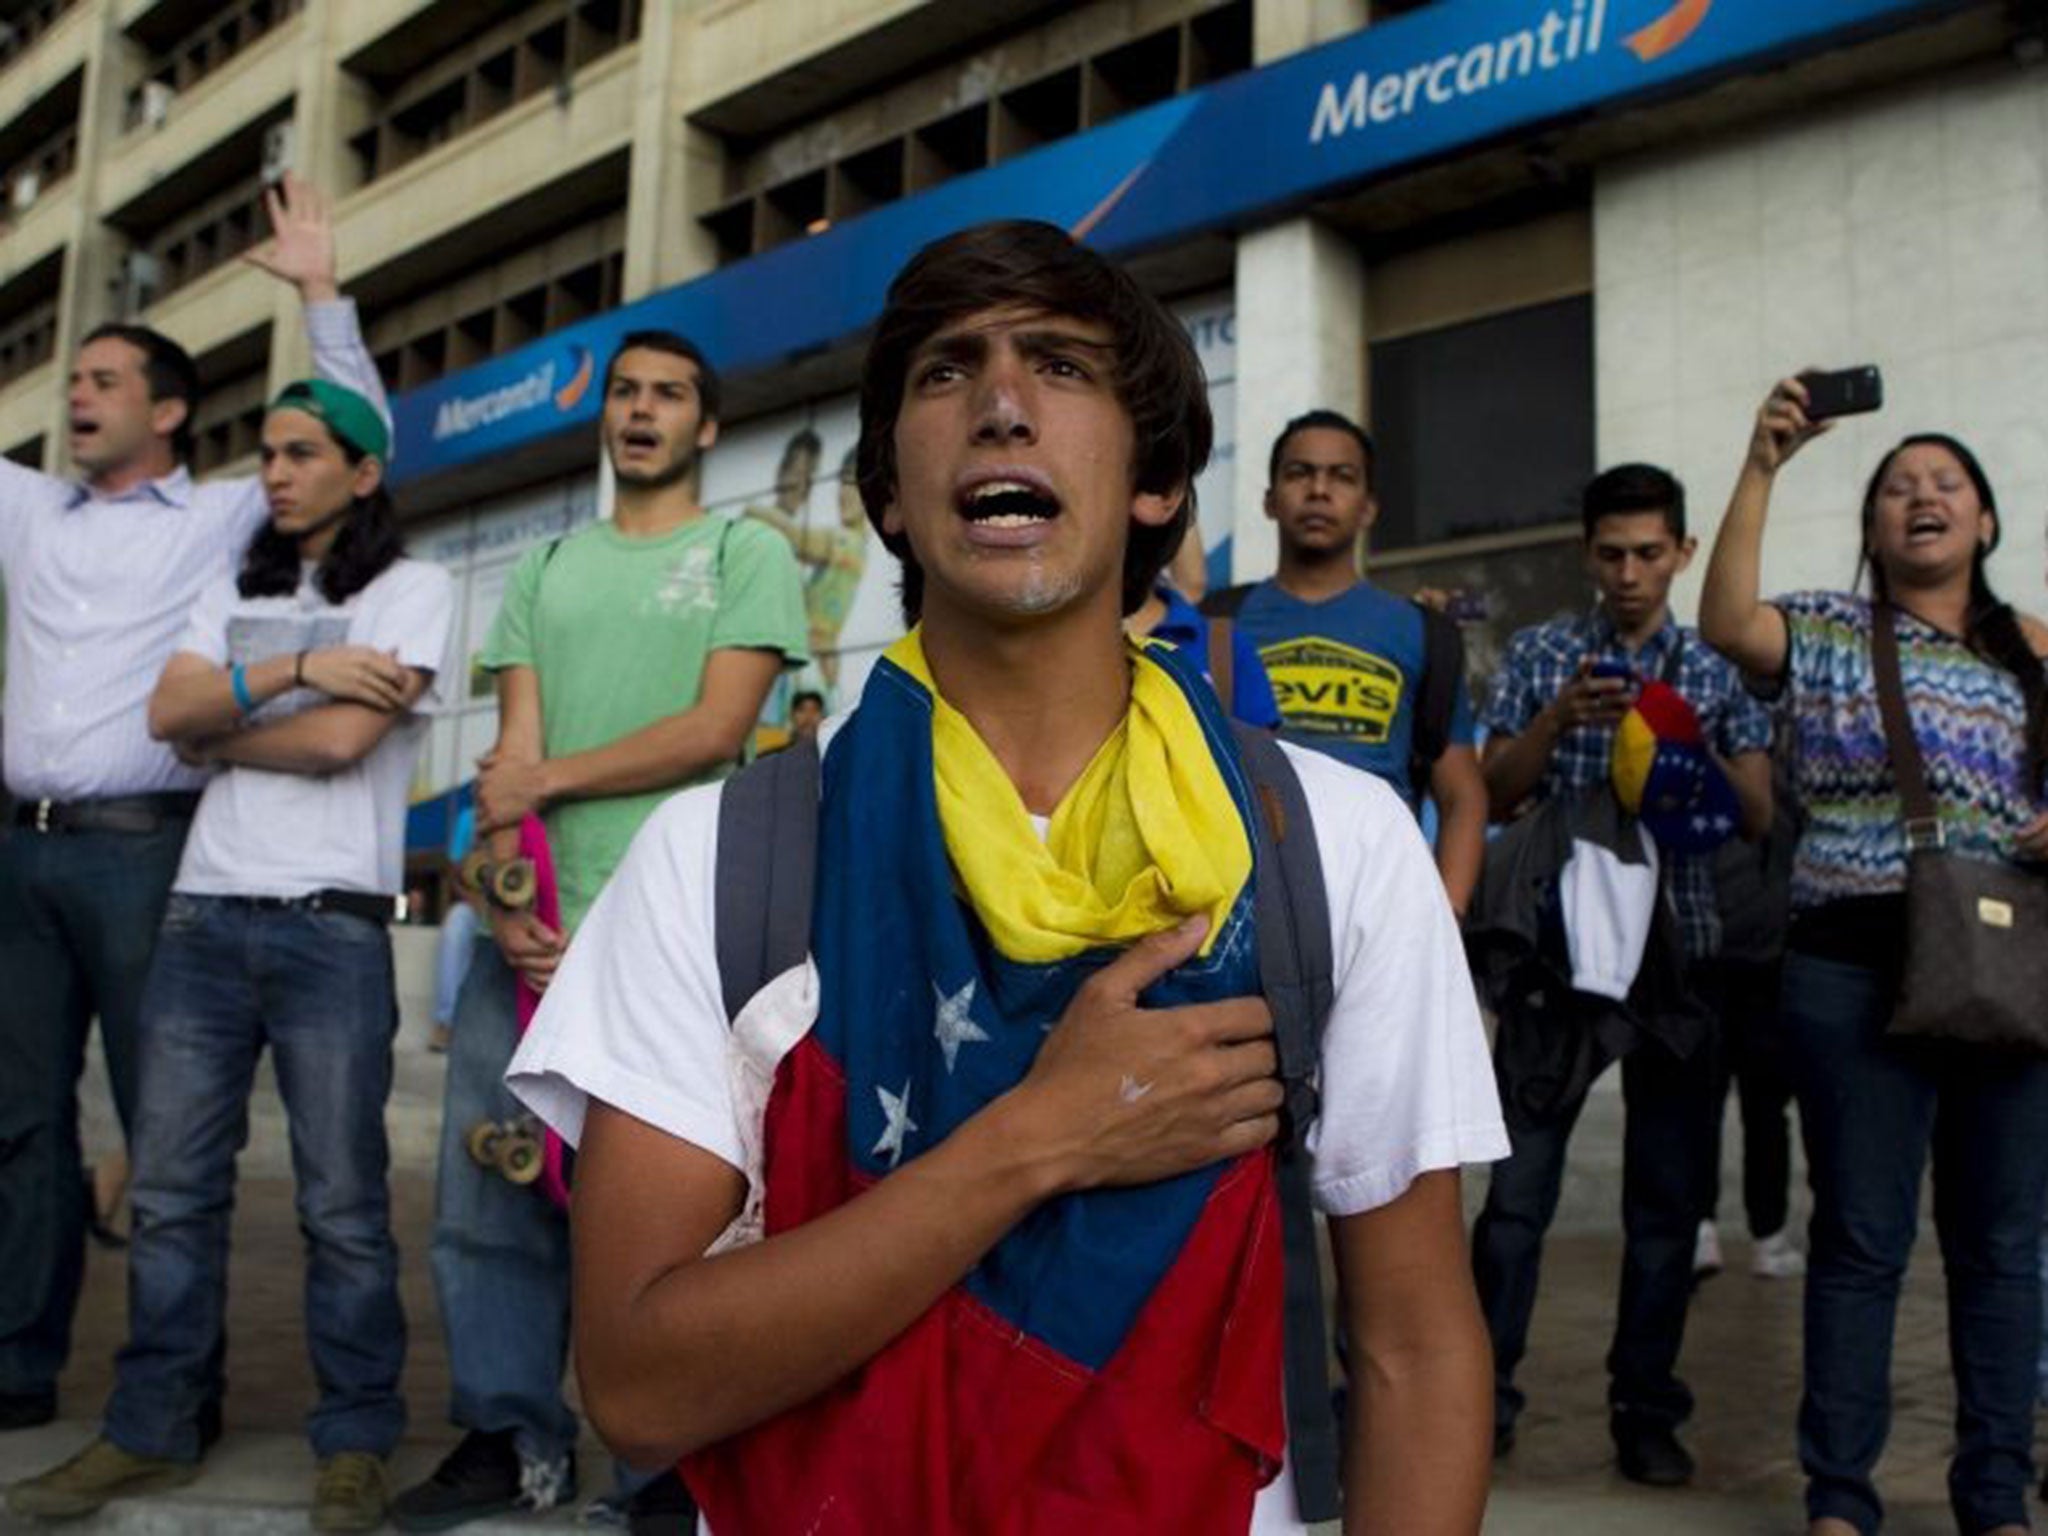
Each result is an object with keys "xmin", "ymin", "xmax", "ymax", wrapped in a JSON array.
[{"xmin": 1610, "ymin": 679, "xmax": 1740, "ymax": 856}]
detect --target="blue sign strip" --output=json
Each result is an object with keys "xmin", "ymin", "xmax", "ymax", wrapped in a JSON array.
[{"xmin": 389, "ymin": 0, "xmax": 1962, "ymax": 485}]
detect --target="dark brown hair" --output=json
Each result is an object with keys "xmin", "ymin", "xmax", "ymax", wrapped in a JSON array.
[
  {"xmin": 854, "ymin": 220, "xmax": 1212, "ymax": 621},
  {"xmin": 82, "ymin": 323, "xmax": 201, "ymax": 463},
  {"xmin": 604, "ymin": 329, "xmax": 721, "ymax": 423},
  {"xmin": 1858, "ymin": 432, "xmax": 2047, "ymax": 787}
]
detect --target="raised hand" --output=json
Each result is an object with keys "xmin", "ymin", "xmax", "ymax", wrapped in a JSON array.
[
  {"xmin": 1748, "ymin": 374, "xmax": 1831, "ymax": 478},
  {"xmin": 241, "ymin": 172, "xmax": 339, "ymax": 302}
]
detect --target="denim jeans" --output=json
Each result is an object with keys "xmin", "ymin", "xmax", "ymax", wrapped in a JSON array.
[
  {"xmin": 1471, "ymin": 966, "xmax": 1724, "ymax": 1436},
  {"xmin": 1783, "ymin": 950, "xmax": 2048, "ymax": 1535},
  {"xmin": 1707, "ymin": 956, "xmax": 1796, "ymax": 1239},
  {"xmin": 103, "ymin": 895, "xmax": 406, "ymax": 1462},
  {"xmin": 427, "ymin": 940, "xmax": 579, "ymax": 1465},
  {"xmin": 0, "ymin": 818, "xmax": 188, "ymax": 1399}
]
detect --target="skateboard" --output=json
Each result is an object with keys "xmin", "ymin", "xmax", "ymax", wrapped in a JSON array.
[{"xmin": 457, "ymin": 814, "xmax": 573, "ymax": 1210}]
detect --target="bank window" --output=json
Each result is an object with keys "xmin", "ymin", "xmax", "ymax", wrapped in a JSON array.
[{"xmin": 1368, "ymin": 295, "xmax": 1592, "ymax": 551}]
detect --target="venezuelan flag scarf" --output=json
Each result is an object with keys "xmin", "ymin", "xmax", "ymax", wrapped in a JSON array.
[{"xmin": 683, "ymin": 630, "xmax": 1289, "ymax": 1534}]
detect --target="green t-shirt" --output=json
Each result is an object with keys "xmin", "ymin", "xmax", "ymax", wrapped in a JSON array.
[{"xmin": 481, "ymin": 514, "xmax": 807, "ymax": 931}]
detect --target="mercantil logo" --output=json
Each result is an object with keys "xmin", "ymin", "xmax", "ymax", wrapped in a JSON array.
[{"xmin": 1309, "ymin": 0, "xmax": 1716, "ymax": 145}]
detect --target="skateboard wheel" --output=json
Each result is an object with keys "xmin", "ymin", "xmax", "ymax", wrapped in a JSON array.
[
  {"xmin": 456, "ymin": 848, "xmax": 492, "ymax": 899},
  {"xmin": 499, "ymin": 1135, "xmax": 544, "ymax": 1185},
  {"xmin": 489, "ymin": 858, "xmax": 537, "ymax": 911},
  {"xmin": 464, "ymin": 1121, "xmax": 502, "ymax": 1169}
]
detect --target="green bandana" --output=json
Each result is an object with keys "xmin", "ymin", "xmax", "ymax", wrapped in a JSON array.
[{"xmin": 268, "ymin": 378, "xmax": 389, "ymax": 463}]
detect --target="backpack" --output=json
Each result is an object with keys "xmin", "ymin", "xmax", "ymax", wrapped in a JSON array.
[
  {"xmin": 713, "ymin": 721, "xmax": 1344, "ymax": 1524},
  {"xmin": 1203, "ymin": 582, "xmax": 1464, "ymax": 802}
]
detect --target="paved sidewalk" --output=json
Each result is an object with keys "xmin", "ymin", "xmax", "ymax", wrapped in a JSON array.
[{"xmin": 0, "ymin": 1041, "xmax": 2007, "ymax": 1533}]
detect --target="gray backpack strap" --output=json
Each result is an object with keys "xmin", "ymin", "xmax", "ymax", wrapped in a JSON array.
[
  {"xmin": 714, "ymin": 737, "xmax": 820, "ymax": 1024},
  {"xmin": 1228, "ymin": 721, "xmax": 1341, "ymax": 1524}
]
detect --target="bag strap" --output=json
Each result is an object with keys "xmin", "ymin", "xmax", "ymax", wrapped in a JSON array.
[
  {"xmin": 1406, "ymin": 602, "xmax": 1464, "ymax": 799},
  {"xmin": 1206, "ymin": 615, "xmax": 1238, "ymax": 719},
  {"xmin": 1868, "ymin": 602, "xmax": 1943, "ymax": 849},
  {"xmin": 714, "ymin": 735, "xmax": 821, "ymax": 1023},
  {"xmin": 1228, "ymin": 720, "xmax": 1342, "ymax": 1525}
]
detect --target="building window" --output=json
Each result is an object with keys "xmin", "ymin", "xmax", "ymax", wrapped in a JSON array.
[
  {"xmin": 1367, "ymin": 296, "xmax": 1593, "ymax": 551},
  {"xmin": 120, "ymin": 0, "xmax": 306, "ymax": 131},
  {"xmin": 345, "ymin": 0, "xmax": 641, "ymax": 185},
  {"xmin": 0, "ymin": 0, "xmax": 80, "ymax": 75},
  {"xmin": 700, "ymin": 0, "xmax": 1251, "ymax": 265},
  {"xmin": 188, "ymin": 354, "xmax": 269, "ymax": 475},
  {"xmin": 364, "ymin": 207, "xmax": 626, "ymax": 393}
]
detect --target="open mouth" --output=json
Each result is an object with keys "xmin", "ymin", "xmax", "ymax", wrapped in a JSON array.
[
  {"xmin": 69, "ymin": 417, "xmax": 99, "ymax": 441},
  {"xmin": 956, "ymin": 475, "xmax": 1062, "ymax": 535},
  {"xmin": 618, "ymin": 428, "xmax": 661, "ymax": 453},
  {"xmin": 1905, "ymin": 513, "xmax": 1947, "ymax": 544}
]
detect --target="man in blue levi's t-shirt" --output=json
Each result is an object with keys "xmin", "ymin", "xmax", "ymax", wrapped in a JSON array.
[{"xmin": 1203, "ymin": 411, "xmax": 1486, "ymax": 917}]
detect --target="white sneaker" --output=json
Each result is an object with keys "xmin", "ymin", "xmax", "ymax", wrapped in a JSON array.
[
  {"xmin": 1750, "ymin": 1229, "xmax": 1806, "ymax": 1279},
  {"xmin": 1692, "ymin": 1220, "xmax": 1723, "ymax": 1280}
]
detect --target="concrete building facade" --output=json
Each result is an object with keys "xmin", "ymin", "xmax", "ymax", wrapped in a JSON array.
[{"xmin": 1, "ymin": 0, "xmax": 2043, "ymax": 823}]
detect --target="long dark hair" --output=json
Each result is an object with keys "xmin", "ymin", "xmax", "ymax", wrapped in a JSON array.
[
  {"xmin": 1858, "ymin": 432, "xmax": 2047, "ymax": 785},
  {"xmin": 238, "ymin": 431, "xmax": 405, "ymax": 605}
]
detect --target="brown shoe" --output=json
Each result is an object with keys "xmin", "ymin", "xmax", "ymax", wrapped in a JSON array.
[
  {"xmin": 311, "ymin": 1451, "xmax": 388, "ymax": 1533},
  {"xmin": 7, "ymin": 1435, "xmax": 199, "ymax": 1518}
]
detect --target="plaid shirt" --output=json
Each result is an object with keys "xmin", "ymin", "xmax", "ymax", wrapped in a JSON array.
[{"xmin": 1484, "ymin": 610, "xmax": 1773, "ymax": 959}]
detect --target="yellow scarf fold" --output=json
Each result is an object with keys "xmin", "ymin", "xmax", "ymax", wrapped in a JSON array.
[{"xmin": 884, "ymin": 629, "xmax": 1251, "ymax": 964}]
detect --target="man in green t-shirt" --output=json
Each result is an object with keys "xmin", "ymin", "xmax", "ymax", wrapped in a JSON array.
[{"xmin": 394, "ymin": 330, "xmax": 806, "ymax": 1533}]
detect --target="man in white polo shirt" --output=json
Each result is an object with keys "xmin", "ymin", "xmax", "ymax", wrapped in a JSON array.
[{"xmin": 0, "ymin": 175, "xmax": 382, "ymax": 1432}]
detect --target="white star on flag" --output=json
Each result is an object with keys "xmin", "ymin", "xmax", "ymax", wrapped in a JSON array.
[
  {"xmin": 873, "ymin": 1079, "xmax": 917, "ymax": 1168},
  {"xmin": 932, "ymin": 979, "xmax": 989, "ymax": 1072}
]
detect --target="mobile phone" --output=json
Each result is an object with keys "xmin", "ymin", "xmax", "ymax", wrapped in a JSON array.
[
  {"xmin": 1589, "ymin": 660, "xmax": 1635, "ymax": 683},
  {"xmin": 1799, "ymin": 365, "xmax": 1884, "ymax": 421}
]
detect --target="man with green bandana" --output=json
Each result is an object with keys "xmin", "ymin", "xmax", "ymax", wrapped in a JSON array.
[
  {"xmin": 507, "ymin": 223, "xmax": 1505, "ymax": 1532},
  {"xmin": 392, "ymin": 329, "xmax": 804, "ymax": 1533}
]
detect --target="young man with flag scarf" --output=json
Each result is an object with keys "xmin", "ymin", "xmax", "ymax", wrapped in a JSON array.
[{"xmin": 508, "ymin": 220, "xmax": 1507, "ymax": 1533}]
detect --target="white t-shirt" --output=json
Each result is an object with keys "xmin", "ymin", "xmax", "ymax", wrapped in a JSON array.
[
  {"xmin": 509, "ymin": 739, "xmax": 1507, "ymax": 1535},
  {"xmin": 172, "ymin": 557, "xmax": 453, "ymax": 899}
]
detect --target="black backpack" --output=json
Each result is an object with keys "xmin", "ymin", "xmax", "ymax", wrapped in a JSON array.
[
  {"xmin": 1203, "ymin": 582, "xmax": 1465, "ymax": 802},
  {"xmin": 712, "ymin": 721, "xmax": 1344, "ymax": 1523}
]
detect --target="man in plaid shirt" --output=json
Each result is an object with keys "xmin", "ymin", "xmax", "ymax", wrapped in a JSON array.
[{"xmin": 1471, "ymin": 463, "xmax": 1771, "ymax": 1488}]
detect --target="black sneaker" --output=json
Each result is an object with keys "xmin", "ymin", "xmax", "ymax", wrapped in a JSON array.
[
  {"xmin": 1613, "ymin": 1416, "xmax": 1694, "ymax": 1487},
  {"xmin": 392, "ymin": 1430, "xmax": 575, "ymax": 1532}
]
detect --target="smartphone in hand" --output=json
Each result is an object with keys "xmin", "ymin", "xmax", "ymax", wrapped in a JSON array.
[{"xmin": 1800, "ymin": 365, "xmax": 1883, "ymax": 421}]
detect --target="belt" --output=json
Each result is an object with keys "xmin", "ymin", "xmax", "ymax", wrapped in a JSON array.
[
  {"xmin": 13, "ymin": 792, "xmax": 204, "ymax": 835},
  {"xmin": 223, "ymin": 889, "xmax": 405, "ymax": 927}
]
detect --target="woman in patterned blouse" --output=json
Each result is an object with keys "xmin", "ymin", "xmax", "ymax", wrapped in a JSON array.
[{"xmin": 1699, "ymin": 375, "xmax": 2048, "ymax": 1536}]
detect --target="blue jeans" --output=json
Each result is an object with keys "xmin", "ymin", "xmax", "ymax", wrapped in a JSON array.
[
  {"xmin": 1471, "ymin": 965, "xmax": 1724, "ymax": 1436},
  {"xmin": 1783, "ymin": 950, "xmax": 2048, "ymax": 1535},
  {"xmin": 433, "ymin": 902, "xmax": 480, "ymax": 1027},
  {"xmin": 104, "ymin": 896, "xmax": 406, "ymax": 1461},
  {"xmin": 427, "ymin": 941, "xmax": 578, "ymax": 1464},
  {"xmin": 0, "ymin": 817, "xmax": 189, "ymax": 1399}
]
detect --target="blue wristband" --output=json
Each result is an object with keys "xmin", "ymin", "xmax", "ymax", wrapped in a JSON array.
[{"xmin": 230, "ymin": 664, "xmax": 255, "ymax": 715}]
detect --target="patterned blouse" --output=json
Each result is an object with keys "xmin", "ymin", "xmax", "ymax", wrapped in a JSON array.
[{"xmin": 1776, "ymin": 590, "xmax": 2046, "ymax": 911}]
